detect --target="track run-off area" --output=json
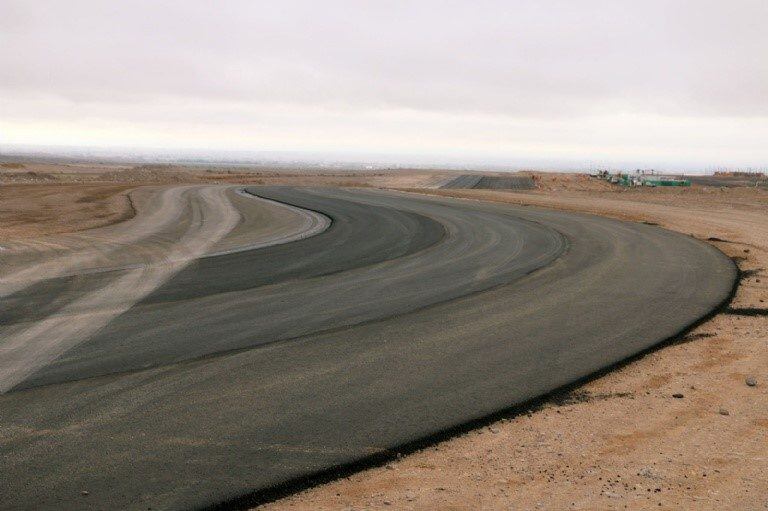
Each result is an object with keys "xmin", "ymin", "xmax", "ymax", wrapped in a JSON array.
[{"xmin": 0, "ymin": 185, "xmax": 736, "ymax": 510}]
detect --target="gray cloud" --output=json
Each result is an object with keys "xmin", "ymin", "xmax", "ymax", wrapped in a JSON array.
[{"xmin": 1, "ymin": 0, "xmax": 767, "ymax": 165}]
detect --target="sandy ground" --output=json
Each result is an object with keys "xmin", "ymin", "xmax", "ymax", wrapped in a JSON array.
[
  {"xmin": 2, "ymin": 164, "xmax": 766, "ymax": 509},
  {"xmin": 0, "ymin": 184, "xmax": 134, "ymax": 240},
  {"xmin": 257, "ymin": 186, "xmax": 767, "ymax": 510},
  {"xmin": 0, "ymin": 164, "xmax": 454, "ymax": 240},
  {"xmin": 0, "ymin": 161, "xmax": 457, "ymax": 188}
]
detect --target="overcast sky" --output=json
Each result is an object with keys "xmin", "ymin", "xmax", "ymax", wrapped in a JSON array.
[{"xmin": 1, "ymin": 0, "xmax": 767, "ymax": 169}]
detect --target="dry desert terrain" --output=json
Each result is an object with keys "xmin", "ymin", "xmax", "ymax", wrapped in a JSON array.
[{"xmin": 1, "ymin": 162, "xmax": 765, "ymax": 510}]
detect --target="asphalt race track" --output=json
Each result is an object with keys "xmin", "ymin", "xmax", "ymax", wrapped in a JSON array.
[
  {"xmin": 0, "ymin": 186, "xmax": 736, "ymax": 510},
  {"xmin": 441, "ymin": 174, "xmax": 536, "ymax": 190}
]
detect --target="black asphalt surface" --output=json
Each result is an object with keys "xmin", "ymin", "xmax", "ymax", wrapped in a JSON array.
[
  {"xmin": 0, "ymin": 187, "xmax": 736, "ymax": 510},
  {"xmin": 442, "ymin": 174, "xmax": 535, "ymax": 190},
  {"xmin": 441, "ymin": 174, "xmax": 482, "ymax": 188}
]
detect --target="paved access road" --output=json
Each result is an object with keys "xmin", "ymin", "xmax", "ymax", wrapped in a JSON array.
[{"xmin": 0, "ymin": 186, "xmax": 736, "ymax": 510}]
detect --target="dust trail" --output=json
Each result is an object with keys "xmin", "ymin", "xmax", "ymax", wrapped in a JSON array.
[
  {"xmin": 0, "ymin": 186, "xmax": 192, "ymax": 298},
  {"xmin": 205, "ymin": 189, "xmax": 330, "ymax": 256},
  {"xmin": 0, "ymin": 186, "xmax": 240, "ymax": 393}
]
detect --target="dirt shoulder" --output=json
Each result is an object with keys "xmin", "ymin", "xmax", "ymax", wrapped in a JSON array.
[
  {"xmin": 259, "ymin": 186, "xmax": 768, "ymax": 510},
  {"xmin": 0, "ymin": 184, "xmax": 135, "ymax": 240}
]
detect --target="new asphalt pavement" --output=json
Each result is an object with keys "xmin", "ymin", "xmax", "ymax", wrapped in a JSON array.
[{"xmin": 0, "ymin": 186, "xmax": 736, "ymax": 510}]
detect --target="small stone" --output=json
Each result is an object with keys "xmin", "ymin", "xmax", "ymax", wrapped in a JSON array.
[
  {"xmin": 489, "ymin": 427, "xmax": 500, "ymax": 434},
  {"xmin": 385, "ymin": 463, "xmax": 395, "ymax": 470},
  {"xmin": 81, "ymin": 491, "xmax": 89, "ymax": 496},
  {"xmin": 745, "ymin": 377, "xmax": 757, "ymax": 387},
  {"xmin": 383, "ymin": 500, "xmax": 392, "ymax": 506},
  {"xmin": 638, "ymin": 468, "xmax": 662, "ymax": 480},
  {"xmin": 718, "ymin": 408, "xmax": 730, "ymax": 416},
  {"xmin": 672, "ymin": 393, "xmax": 684, "ymax": 399}
]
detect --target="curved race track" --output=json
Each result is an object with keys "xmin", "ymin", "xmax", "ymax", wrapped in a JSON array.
[{"xmin": 0, "ymin": 186, "xmax": 736, "ymax": 510}]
